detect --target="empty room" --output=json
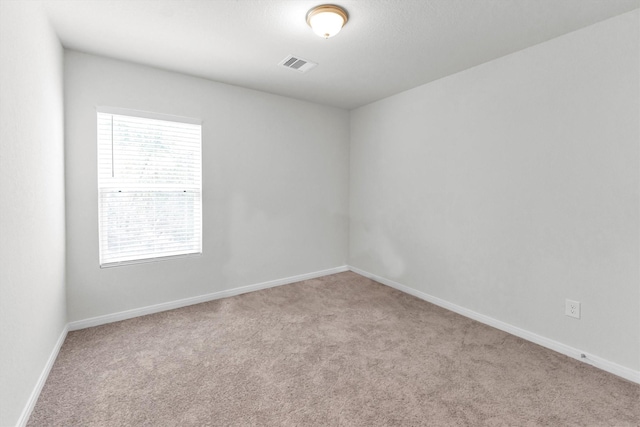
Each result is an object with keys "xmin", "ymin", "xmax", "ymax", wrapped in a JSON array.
[{"xmin": 1, "ymin": 0, "xmax": 639, "ymax": 425}]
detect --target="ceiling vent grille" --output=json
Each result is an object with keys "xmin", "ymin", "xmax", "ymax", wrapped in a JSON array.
[{"xmin": 279, "ymin": 55, "xmax": 318, "ymax": 73}]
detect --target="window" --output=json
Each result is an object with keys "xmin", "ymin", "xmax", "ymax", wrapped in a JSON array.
[{"xmin": 97, "ymin": 108, "xmax": 202, "ymax": 267}]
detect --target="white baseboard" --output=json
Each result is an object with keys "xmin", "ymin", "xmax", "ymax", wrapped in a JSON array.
[
  {"xmin": 16, "ymin": 324, "xmax": 69, "ymax": 427},
  {"xmin": 69, "ymin": 265, "xmax": 349, "ymax": 331},
  {"xmin": 20, "ymin": 266, "xmax": 348, "ymax": 426},
  {"xmin": 19, "ymin": 264, "xmax": 637, "ymax": 427},
  {"xmin": 348, "ymin": 266, "xmax": 640, "ymax": 385}
]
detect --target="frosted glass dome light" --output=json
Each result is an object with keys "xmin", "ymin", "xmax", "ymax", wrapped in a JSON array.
[{"xmin": 306, "ymin": 5, "xmax": 348, "ymax": 39}]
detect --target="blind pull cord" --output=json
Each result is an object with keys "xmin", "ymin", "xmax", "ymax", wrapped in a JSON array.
[{"xmin": 111, "ymin": 115, "xmax": 114, "ymax": 177}]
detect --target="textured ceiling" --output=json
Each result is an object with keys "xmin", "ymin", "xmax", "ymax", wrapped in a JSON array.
[{"xmin": 44, "ymin": 0, "xmax": 639, "ymax": 109}]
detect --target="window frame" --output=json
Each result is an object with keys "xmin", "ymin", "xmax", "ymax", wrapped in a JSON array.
[{"xmin": 96, "ymin": 107, "xmax": 203, "ymax": 268}]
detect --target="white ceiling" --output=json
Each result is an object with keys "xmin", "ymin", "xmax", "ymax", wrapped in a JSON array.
[{"xmin": 44, "ymin": 0, "xmax": 639, "ymax": 109}]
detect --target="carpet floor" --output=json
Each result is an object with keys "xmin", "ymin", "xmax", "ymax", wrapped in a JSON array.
[{"xmin": 28, "ymin": 272, "xmax": 639, "ymax": 426}]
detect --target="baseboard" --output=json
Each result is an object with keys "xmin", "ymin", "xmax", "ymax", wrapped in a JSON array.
[
  {"xmin": 20, "ymin": 264, "xmax": 636, "ymax": 427},
  {"xmin": 16, "ymin": 324, "xmax": 69, "ymax": 427},
  {"xmin": 69, "ymin": 265, "xmax": 349, "ymax": 331},
  {"xmin": 348, "ymin": 266, "xmax": 640, "ymax": 385},
  {"xmin": 20, "ymin": 266, "xmax": 348, "ymax": 426}
]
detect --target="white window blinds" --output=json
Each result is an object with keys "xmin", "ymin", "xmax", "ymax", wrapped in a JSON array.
[{"xmin": 97, "ymin": 110, "xmax": 202, "ymax": 267}]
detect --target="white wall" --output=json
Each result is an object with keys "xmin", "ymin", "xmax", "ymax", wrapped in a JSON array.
[
  {"xmin": 0, "ymin": 1, "xmax": 67, "ymax": 425},
  {"xmin": 350, "ymin": 10, "xmax": 639, "ymax": 371},
  {"xmin": 65, "ymin": 51, "xmax": 350, "ymax": 322}
]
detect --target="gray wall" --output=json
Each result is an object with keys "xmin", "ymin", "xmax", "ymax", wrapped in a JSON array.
[
  {"xmin": 0, "ymin": 2, "xmax": 67, "ymax": 426},
  {"xmin": 64, "ymin": 51, "xmax": 350, "ymax": 322},
  {"xmin": 349, "ymin": 10, "xmax": 639, "ymax": 371}
]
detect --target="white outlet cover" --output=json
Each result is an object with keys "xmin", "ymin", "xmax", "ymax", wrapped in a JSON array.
[{"xmin": 565, "ymin": 299, "xmax": 581, "ymax": 319}]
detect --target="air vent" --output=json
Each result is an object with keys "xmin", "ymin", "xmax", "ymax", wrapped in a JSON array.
[{"xmin": 278, "ymin": 55, "xmax": 318, "ymax": 73}]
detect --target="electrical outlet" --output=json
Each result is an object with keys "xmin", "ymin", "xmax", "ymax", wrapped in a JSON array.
[{"xmin": 565, "ymin": 299, "xmax": 580, "ymax": 319}]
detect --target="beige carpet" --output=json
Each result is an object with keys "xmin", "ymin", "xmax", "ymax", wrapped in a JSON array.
[{"xmin": 29, "ymin": 272, "xmax": 639, "ymax": 426}]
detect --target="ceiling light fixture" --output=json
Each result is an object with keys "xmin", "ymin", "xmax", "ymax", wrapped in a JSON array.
[{"xmin": 306, "ymin": 4, "xmax": 348, "ymax": 39}]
